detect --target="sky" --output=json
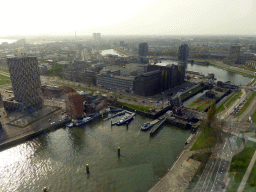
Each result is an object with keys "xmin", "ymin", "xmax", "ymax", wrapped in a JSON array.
[{"xmin": 2, "ymin": 0, "xmax": 256, "ymax": 36}]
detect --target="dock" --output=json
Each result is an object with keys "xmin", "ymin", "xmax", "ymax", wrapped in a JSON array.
[
  {"xmin": 150, "ymin": 118, "xmax": 166, "ymax": 137},
  {"xmin": 103, "ymin": 110, "xmax": 126, "ymax": 121}
]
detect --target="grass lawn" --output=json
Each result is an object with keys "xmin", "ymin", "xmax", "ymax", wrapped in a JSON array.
[
  {"xmin": 235, "ymin": 92, "xmax": 256, "ymax": 117},
  {"xmin": 227, "ymin": 141, "xmax": 256, "ymax": 192},
  {"xmin": 181, "ymin": 85, "xmax": 204, "ymax": 100},
  {"xmin": 226, "ymin": 90, "xmax": 242, "ymax": 108},
  {"xmin": 112, "ymin": 94, "xmax": 137, "ymax": 101},
  {"xmin": 116, "ymin": 101, "xmax": 152, "ymax": 112},
  {"xmin": 52, "ymin": 81, "xmax": 108, "ymax": 94},
  {"xmin": 0, "ymin": 74, "xmax": 11, "ymax": 85},
  {"xmin": 189, "ymin": 98, "xmax": 204, "ymax": 108},
  {"xmin": 190, "ymin": 129, "xmax": 217, "ymax": 151},
  {"xmin": 196, "ymin": 100, "xmax": 212, "ymax": 111},
  {"xmin": 249, "ymin": 78, "xmax": 256, "ymax": 86},
  {"xmin": 216, "ymin": 104, "xmax": 225, "ymax": 114},
  {"xmin": 216, "ymin": 92, "xmax": 236, "ymax": 114}
]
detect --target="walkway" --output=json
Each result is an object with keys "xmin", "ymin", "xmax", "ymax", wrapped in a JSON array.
[{"xmin": 237, "ymin": 149, "xmax": 256, "ymax": 192}]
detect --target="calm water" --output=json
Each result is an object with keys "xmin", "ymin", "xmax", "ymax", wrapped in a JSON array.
[
  {"xmin": 156, "ymin": 60, "xmax": 252, "ymax": 85},
  {"xmin": 0, "ymin": 114, "xmax": 190, "ymax": 192}
]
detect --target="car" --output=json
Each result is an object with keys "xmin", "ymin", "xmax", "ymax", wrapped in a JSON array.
[
  {"xmin": 48, "ymin": 119, "xmax": 51, "ymax": 122},
  {"xmin": 149, "ymin": 101, "xmax": 153, "ymax": 103},
  {"xmin": 142, "ymin": 101, "xmax": 145, "ymax": 103}
]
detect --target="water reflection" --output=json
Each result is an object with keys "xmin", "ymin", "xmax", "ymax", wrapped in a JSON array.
[{"xmin": 0, "ymin": 115, "xmax": 191, "ymax": 192}]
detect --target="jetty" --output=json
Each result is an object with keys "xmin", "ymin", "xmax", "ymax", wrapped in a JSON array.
[
  {"xmin": 150, "ymin": 118, "xmax": 166, "ymax": 137},
  {"xmin": 103, "ymin": 110, "xmax": 126, "ymax": 121}
]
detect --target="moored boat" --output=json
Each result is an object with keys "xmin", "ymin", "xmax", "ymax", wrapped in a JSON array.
[
  {"xmin": 114, "ymin": 115, "xmax": 134, "ymax": 126},
  {"xmin": 141, "ymin": 122, "xmax": 153, "ymax": 131},
  {"xmin": 75, "ymin": 117, "xmax": 93, "ymax": 127}
]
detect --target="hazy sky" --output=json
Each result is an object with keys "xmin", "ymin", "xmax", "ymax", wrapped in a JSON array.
[{"xmin": 2, "ymin": 0, "xmax": 256, "ymax": 36}]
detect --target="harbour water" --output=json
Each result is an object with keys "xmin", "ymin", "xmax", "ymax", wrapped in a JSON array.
[{"xmin": 0, "ymin": 114, "xmax": 190, "ymax": 192}]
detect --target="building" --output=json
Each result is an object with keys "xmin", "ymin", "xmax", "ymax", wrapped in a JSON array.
[
  {"xmin": 93, "ymin": 33, "xmax": 101, "ymax": 42},
  {"xmin": 138, "ymin": 43, "xmax": 148, "ymax": 56},
  {"xmin": 120, "ymin": 41, "xmax": 125, "ymax": 47},
  {"xmin": 229, "ymin": 45, "xmax": 241, "ymax": 63},
  {"xmin": 178, "ymin": 44, "xmax": 189, "ymax": 61},
  {"xmin": 4, "ymin": 56, "xmax": 43, "ymax": 111},
  {"xmin": 133, "ymin": 70, "xmax": 161, "ymax": 96}
]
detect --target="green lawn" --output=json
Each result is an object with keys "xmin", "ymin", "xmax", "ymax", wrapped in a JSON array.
[
  {"xmin": 216, "ymin": 92, "xmax": 236, "ymax": 114},
  {"xmin": 116, "ymin": 101, "xmax": 152, "ymax": 112},
  {"xmin": 226, "ymin": 90, "xmax": 242, "ymax": 108},
  {"xmin": 181, "ymin": 85, "xmax": 204, "ymax": 100},
  {"xmin": 249, "ymin": 78, "xmax": 256, "ymax": 86},
  {"xmin": 189, "ymin": 98, "xmax": 204, "ymax": 108},
  {"xmin": 52, "ymin": 81, "xmax": 108, "ymax": 94},
  {"xmin": 227, "ymin": 141, "xmax": 256, "ymax": 192},
  {"xmin": 0, "ymin": 74, "xmax": 11, "ymax": 85},
  {"xmin": 196, "ymin": 100, "xmax": 212, "ymax": 111},
  {"xmin": 216, "ymin": 104, "xmax": 225, "ymax": 114},
  {"xmin": 190, "ymin": 129, "xmax": 217, "ymax": 151},
  {"xmin": 235, "ymin": 92, "xmax": 256, "ymax": 117}
]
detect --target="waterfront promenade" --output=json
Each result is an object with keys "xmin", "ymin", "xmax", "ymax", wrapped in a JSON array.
[{"xmin": 0, "ymin": 104, "xmax": 66, "ymax": 150}]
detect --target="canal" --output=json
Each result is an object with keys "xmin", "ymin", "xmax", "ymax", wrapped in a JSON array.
[{"xmin": 0, "ymin": 114, "xmax": 190, "ymax": 192}]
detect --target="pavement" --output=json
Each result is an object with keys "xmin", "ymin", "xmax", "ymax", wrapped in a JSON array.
[{"xmin": 0, "ymin": 103, "xmax": 67, "ymax": 150}]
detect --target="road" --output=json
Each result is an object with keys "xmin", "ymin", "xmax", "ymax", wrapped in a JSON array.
[{"xmin": 193, "ymin": 134, "xmax": 238, "ymax": 192}]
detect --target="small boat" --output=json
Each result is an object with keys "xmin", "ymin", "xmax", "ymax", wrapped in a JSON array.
[
  {"xmin": 66, "ymin": 121, "xmax": 74, "ymax": 128},
  {"xmin": 114, "ymin": 115, "xmax": 134, "ymax": 126},
  {"xmin": 141, "ymin": 122, "xmax": 153, "ymax": 131},
  {"xmin": 75, "ymin": 117, "xmax": 93, "ymax": 127}
]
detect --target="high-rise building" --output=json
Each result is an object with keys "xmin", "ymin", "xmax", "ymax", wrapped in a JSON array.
[
  {"xmin": 229, "ymin": 45, "xmax": 241, "ymax": 63},
  {"xmin": 120, "ymin": 41, "xmax": 125, "ymax": 47},
  {"xmin": 138, "ymin": 43, "xmax": 148, "ymax": 56},
  {"xmin": 5, "ymin": 55, "xmax": 43, "ymax": 111},
  {"xmin": 178, "ymin": 44, "xmax": 189, "ymax": 61},
  {"xmin": 93, "ymin": 33, "xmax": 101, "ymax": 42}
]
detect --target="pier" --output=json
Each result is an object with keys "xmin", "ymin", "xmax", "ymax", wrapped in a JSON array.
[{"xmin": 150, "ymin": 118, "xmax": 166, "ymax": 137}]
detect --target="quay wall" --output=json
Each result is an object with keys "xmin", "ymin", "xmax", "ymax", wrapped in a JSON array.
[{"xmin": 0, "ymin": 119, "xmax": 71, "ymax": 151}]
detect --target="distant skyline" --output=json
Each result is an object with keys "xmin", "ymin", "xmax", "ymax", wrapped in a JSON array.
[{"xmin": 2, "ymin": 0, "xmax": 256, "ymax": 36}]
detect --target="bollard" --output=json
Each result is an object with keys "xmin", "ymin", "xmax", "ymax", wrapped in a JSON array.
[
  {"xmin": 118, "ymin": 147, "xmax": 120, "ymax": 156},
  {"xmin": 86, "ymin": 164, "xmax": 90, "ymax": 174},
  {"xmin": 43, "ymin": 187, "xmax": 47, "ymax": 192}
]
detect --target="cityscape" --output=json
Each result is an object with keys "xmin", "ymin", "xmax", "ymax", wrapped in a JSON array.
[{"xmin": 1, "ymin": 1, "xmax": 256, "ymax": 192}]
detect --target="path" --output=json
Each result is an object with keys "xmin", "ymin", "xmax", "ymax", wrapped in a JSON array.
[{"xmin": 237, "ymin": 149, "xmax": 256, "ymax": 192}]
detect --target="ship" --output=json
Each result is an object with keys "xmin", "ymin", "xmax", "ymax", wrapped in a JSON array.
[
  {"xmin": 141, "ymin": 122, "xmax": 153, "ymax": 131},
  {"xmin": 114, "ymin": 115, "xmax": 134, "ymax": 126},
  {"xmin": 66, "ymin": 119, "xmax": 75, "ymax": 128},
  {"xmin": 75, "ymin": 117, "xmax": 94, "ymax": 127}
]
